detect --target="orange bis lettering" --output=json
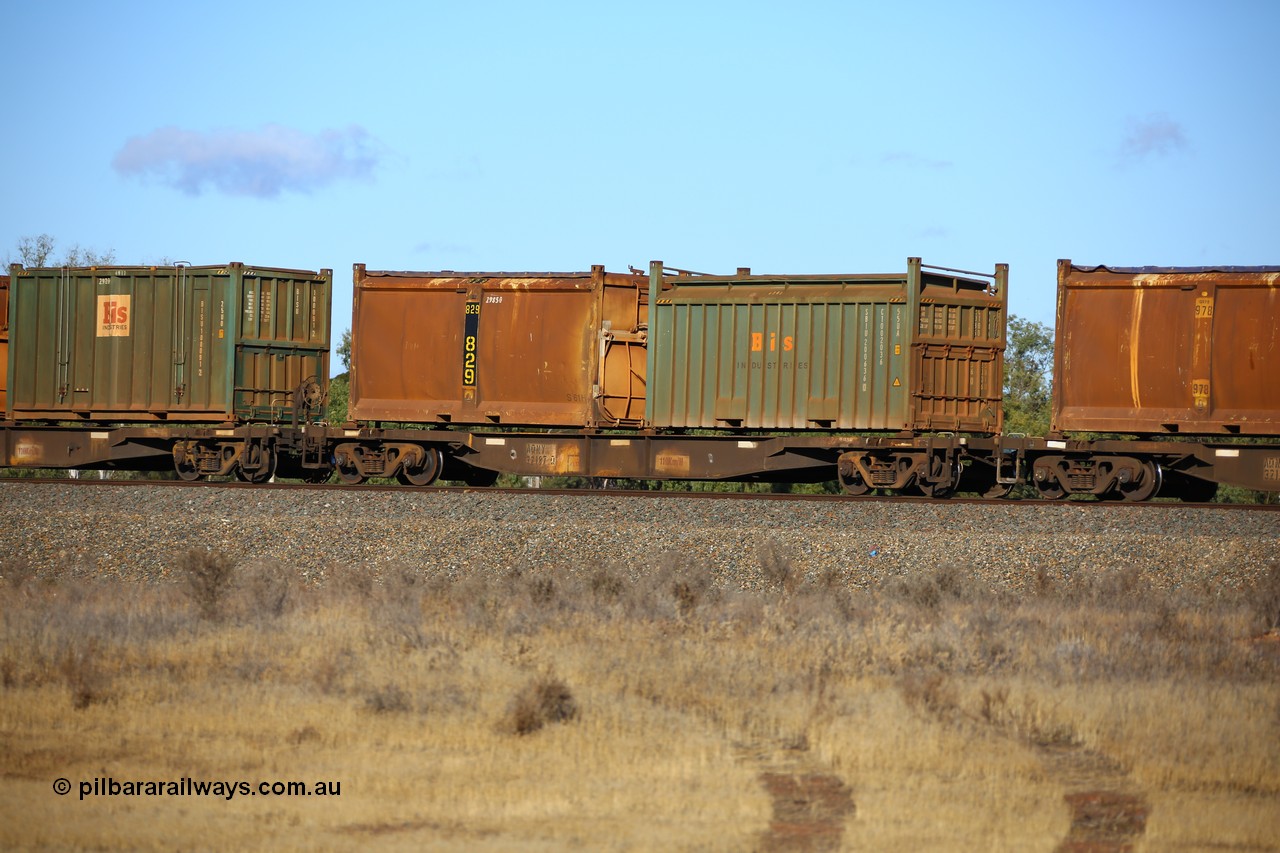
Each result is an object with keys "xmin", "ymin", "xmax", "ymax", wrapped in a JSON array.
[{"xmin": 751, "ymin": 333, "xmax": 795, "ymax": 353}]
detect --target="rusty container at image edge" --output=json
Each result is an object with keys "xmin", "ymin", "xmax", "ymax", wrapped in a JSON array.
[
  {"xmin": 1053, "ymin": 260, "xmax": 1280, "ymax": 436},
  {"xmin": 646, "ymin": 258, "xmax": 1006, "ymax": 433},
  {"xmin": 5, "ymin": 263, "xmax": 331, "ymax": 422},
  {"xmin": 349, "ymin": 265, "xmax": 648, "ymax": 427},
  {"xmin": 0, "ymin": 275, "xmax": 9, "ymax": 412}
]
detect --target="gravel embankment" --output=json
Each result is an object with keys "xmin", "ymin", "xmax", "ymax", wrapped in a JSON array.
[{"xmin": 1, "ymin": 482, "xmax": 1276, "ymax": 592}]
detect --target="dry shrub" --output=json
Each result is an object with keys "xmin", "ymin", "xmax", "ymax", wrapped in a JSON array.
[
  {"xmin": 365, "ymin": 683, "xmax": 412, "ymax": 714},
  {"xmin": 588, "ymin": 567, "xmax": 625, "ymax": 603},
  {"xmin": 59, "ymin": 639, "xmax": 112, "ymax": 710},
  {"xmin": 179, "ymin": 549, "xmax": 237, "ymax": 620},
  {"xmin": 654, "ymin": 555, "xmax": 712, "ymax": 620},
  {"xmin": 1251, "ymin": 560, "xmax": 1280, "ymax": 633},
  {"xmin": 310, "ymin": 646, "xmax": 357, "ymax": 696},
  {"xmin": 231, "ymin": 561, "xmax": 293, "ymax": 621},
  {"xmin": 892, "ymin": 562, "xmax": 981, "ymax": 613},
  {"xmin": 0, "ymin": 556, "xmax": 36, "ymax": 592},
  {"xmin": 328, "ymin": 565, "xmax": 374, "ymax": 600},
  {"xmin": 759, "ymin": 540, "xmax": 799, "ymax": 595},
  {"xmin": 501, "ymin": 674, "xmax": 578, "ymax": 736},
  {"xmin": 899, "ymin": 669, "xmax": 961, "ymax": 721}
]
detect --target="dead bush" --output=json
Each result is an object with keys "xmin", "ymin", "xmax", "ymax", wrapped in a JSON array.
[
  {"xmin": 588, "ymin": 567, "xmax": 625, "ymax": 603},
  {"xmin": 1, "ymin": 556, "xmax": 37, "ymax": 592},
  {"xmin": 500, "ymin": 674, "xmax": 578, "ymax": 736},
  {"xmin": 232, "ymin": 561, "xmax": 293, "ymax": 621},
  {"xmin": 656, "ymin": 556, "xmax": 712, "ymax": 620},
  {"xmin": 892, "ymin": 563, "xmax": 986, "ymax": 614},
  {"xmin": 899, "ymin": 669, "xmax": 960, "ymax": 721},
  {"xmin": 179, "ymin": 549, "xmax": 237, "ymax": 620},
  {"xmin": 759, "ymin": 540, "xmax": 799, "ymax": 595},
  {"xmin": 364, "ymin": 683, "xmax": 412, "ymax": 714},
  {"xmin": 60, "ymin": 640, "xmax": 112, "ymax": 710},
  {"xmin": 1250, "ymin": 560, "xmax": 1280, "ymax": 633}
]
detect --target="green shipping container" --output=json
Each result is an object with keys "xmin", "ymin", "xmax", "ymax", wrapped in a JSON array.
[
  {"xmin": 6, "ymin": 263, "xmax": 331, "ymax": 423},
  {"xmin": 646, "ymin": 258, "xmax": 1006, "ymax": 433}
]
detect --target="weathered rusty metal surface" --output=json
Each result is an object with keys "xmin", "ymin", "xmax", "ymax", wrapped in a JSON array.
[
  {"xmin": 1054, "ymin": 260, "xmax": 1280, "ymax": 436},
  {"xmin": 0, "ymin": 424, "xmax": 290, "ymax": 472},
  {"xmin": 349, "ymin": 265, "xmax": 648, "ymax": 428},
  {"xmin": 6, "ymin": 264, "xmax": 331, "ymax": 422},
  {"xmin": 0, "ymin": 275, "xmax": 9, "ymax": 412},
  {"xmin": 646, "ymin": 258, "xmax": 1006, "ymax": 433}
]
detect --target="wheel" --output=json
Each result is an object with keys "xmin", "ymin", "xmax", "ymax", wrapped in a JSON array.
[
  {"xmin": 838, "ymin": 460, "xmax": 870, "ymax": 496},
  {"xmin": 173, "ymin": 445, "xmax": 202, "ymax": 482},
  {"xmin": 335, "ymin": 456, "xmax": 366, "ymax": 485},
  {"xmin": 918, "ymin": 459, "xmax": 963, "ymax": 499},
  {"xmin": 1118, "ymin": 461, "xmax": 1162, "ymax": 502},
  {"xmin": 1033, "ymin": 466, "xmax": 1067, "ymax": 500},
  {"xmin": 396, "ymin": 447, "xmax": 442, "ymax": 486},
  {"xmin": 235, "ymin": 445, "xmax": 276, "ymax": 484}
]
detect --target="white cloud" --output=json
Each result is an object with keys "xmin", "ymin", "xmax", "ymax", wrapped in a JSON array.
[
  {"xmin": 1120, "ymin": 113, "xmax": 1189, "ymax": 161},
  {"xmin": 112, "ymin": 124, "xmax": 381, "ymax": 197}
]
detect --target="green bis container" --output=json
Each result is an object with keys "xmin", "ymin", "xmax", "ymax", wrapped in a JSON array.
[
  {"xmin": 6, "ymin": 263, "xmax": 331, "ymax": 423},
  {"xmin": 645, "ymin": 258, "xmax": 1007, "ymax": 433}
]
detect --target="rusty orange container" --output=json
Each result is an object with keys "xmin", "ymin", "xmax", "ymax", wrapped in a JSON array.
[
  {"xmin": 1053, "ymin": 260, "xmax": 1280, "ymax": 436},
  {"xmin": 349, "ymin": 265, "xmax": 648, "ymax": 427},
  {"xmin": 0, "ymin": 275, "xmax": 8, "ymax": 412}
]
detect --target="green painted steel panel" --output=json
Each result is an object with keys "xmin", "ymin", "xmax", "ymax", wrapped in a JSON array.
[
  {"xmin": 646, "ymin": 259, "xmax": 1006, "ymax": 433},
  {"xmin": 6, "ymin": 263, "xmax": 331, "ymax": 423}
]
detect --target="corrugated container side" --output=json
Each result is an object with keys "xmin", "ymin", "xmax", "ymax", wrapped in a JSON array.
[
  {"xmin": 6, "ymin": 264, "xmax": 330, "ymax": 423},
  {"xmin": 235, "ymin": 266, "xmax": 332, "ymax": 420},
  {"xmin": 646, "ymin": 259, "xmax": 1005, "ymax": 433},
  {"xmin": 349, "ymin": 265, "xmax": 647, "ymax": 427},
  {"xmin": 1053, "ymin": 260, "xmax": 1280, "ymax": 435},
  {"xmin": 0, "ymin": 275, "xmax": 9, "ymax": 412}
]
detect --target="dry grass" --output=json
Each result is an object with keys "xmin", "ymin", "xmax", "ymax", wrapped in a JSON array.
[{"xmin": 0, "ymin": 550, "xmax": 1277, "ymax": 851}]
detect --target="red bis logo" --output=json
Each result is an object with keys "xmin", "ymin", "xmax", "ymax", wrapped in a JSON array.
[
  {"xmin": 102, "ymin": 300, "xmax": 128, "ymax": 325},
  {"xmin": 97, "ymin": 294, "xmax": 132, "ymax": 337},
  {"xmin": 751, "ymin": 332, "xmax": 794, "ymax": 353}
]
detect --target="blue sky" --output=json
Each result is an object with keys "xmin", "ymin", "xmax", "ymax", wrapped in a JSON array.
[{"xmin": 4, "ymin": 1, "xmax": 1277, "ymax": 360}]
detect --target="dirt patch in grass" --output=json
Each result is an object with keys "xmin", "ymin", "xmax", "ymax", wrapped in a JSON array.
[
  {"xmin": 758, "ymin": 771, "xmax": 854, "ymax": 852},
  {"xmin": 1056, "ymin": 790, "xmax": 1149, "ymax": 853},
  {"xmin": 1037, "ymin": 744, "xmax": 1149, "ymax": 853}
]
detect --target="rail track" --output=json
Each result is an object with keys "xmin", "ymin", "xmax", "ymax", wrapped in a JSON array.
[{"xmin": 4, "ymin": 475, "xmax": 1277, "ymax": 511}]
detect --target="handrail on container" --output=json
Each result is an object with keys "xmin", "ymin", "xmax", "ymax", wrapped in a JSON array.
[{"xmin": 920, "ymin": 263, "xmax": 998, "ymax": 280}]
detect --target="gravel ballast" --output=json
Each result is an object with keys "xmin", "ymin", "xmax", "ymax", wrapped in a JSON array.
[{"xmin": 1, "ymin": 482, "xmax": 1276, "ymax": 592}]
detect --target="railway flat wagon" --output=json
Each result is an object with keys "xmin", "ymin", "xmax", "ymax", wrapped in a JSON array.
[
  {"xmin": 1027, "ymin": 260, "xmax": 1280, "ymax": 501},
  {"xmin": 1054, "ymin": 260, "xmax": 1280, "ymax": 436},
  {"xmin": 646, "ymin": 258, "xmax": 1007, "ymax": 433},
  {"xmin": 5, "ymin": 263, "xmax": 332, "ymax": 423},
  {"xmin": 349, "ymin": 264, "xmax": 649, "ymax": 428}
]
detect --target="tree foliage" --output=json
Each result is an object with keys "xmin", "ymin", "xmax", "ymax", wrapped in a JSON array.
[
  {"xmin": 10, "ymin": 233, "xmax": 116, "ymax": 268},
  {"xmin": 336, "ymin": 329, "xmax": 352, "ymax": 372},
  {"xmin": 1003, "ymin": 315, "xmax": 1054, "ymax": 436}
]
